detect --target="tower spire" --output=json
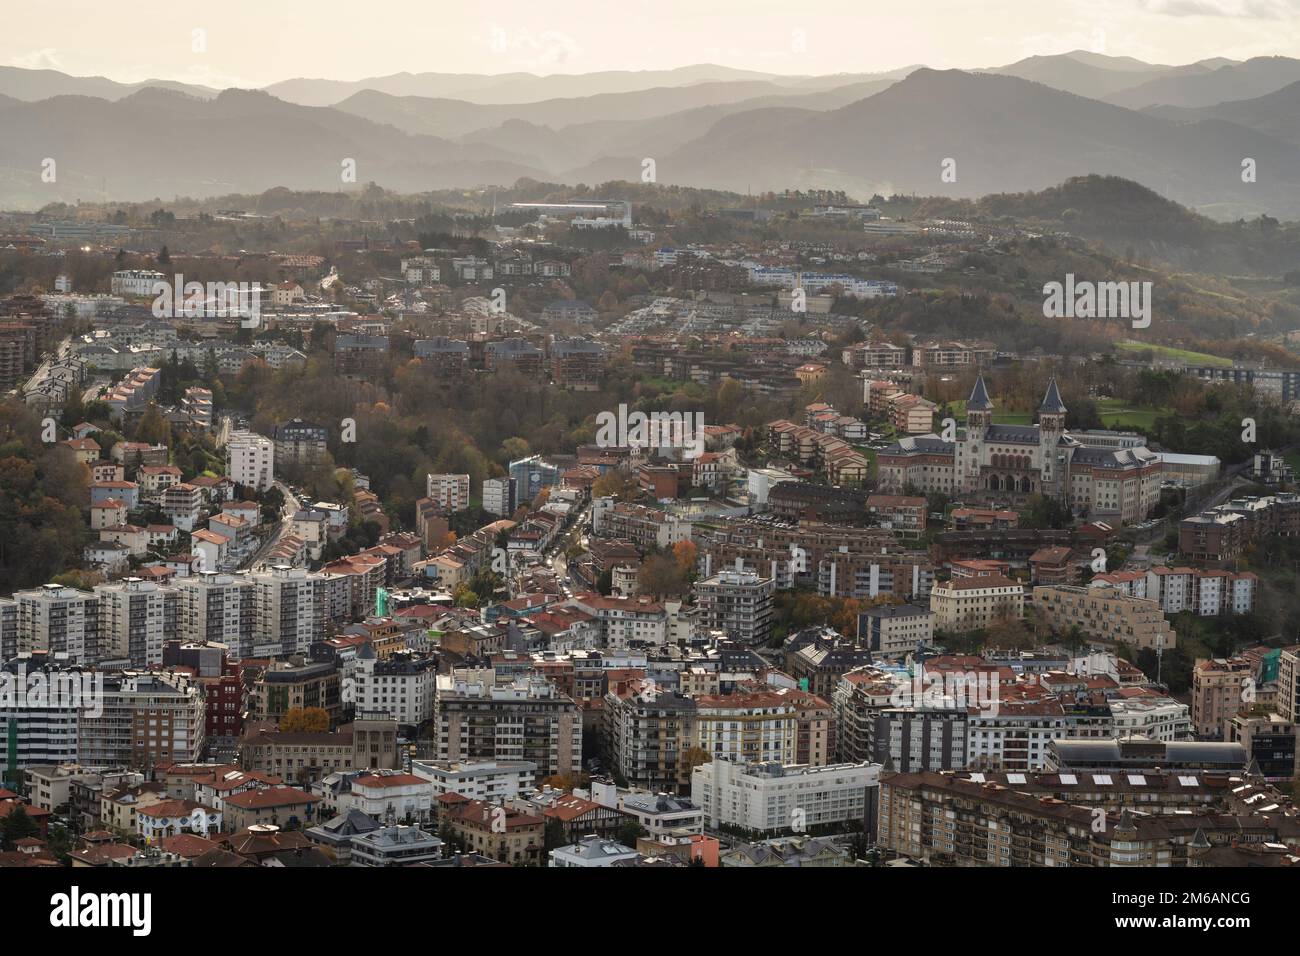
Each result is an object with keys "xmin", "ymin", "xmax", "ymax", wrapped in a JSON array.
[
  {"xmin": 1039, "ymin": 377, "xmax": 1067, "ymax": 415},
  {"xmin": 967, "ymin": 374, "xmax": 993, "ymax": 411}
]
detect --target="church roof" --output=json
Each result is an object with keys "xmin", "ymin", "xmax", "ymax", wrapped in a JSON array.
[
  {"xmin": 983, "ymin": 424, "xmax": 1041, "ymax": 445},
  {"xmin": 967, "ymin": 375, "xmax": 993, "ymax": 411},
  {"xmin": 1039, "ymin": 378, "xmax": 1067, "ymax": 414}
]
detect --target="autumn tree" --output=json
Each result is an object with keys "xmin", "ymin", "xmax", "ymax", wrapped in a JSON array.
[
  {"xmin": 280, "ymin": 707, "xmax": 330, "ymax": 733},
  {"xmin": 638, "ymin": 552, "xmax": 689, "ymax": 598},
  {"xmin": 682, "ymin": 746, "xmax": 712, "ymax": 776},
  {"xmin": 592, "ymin": 471, "xmax": 638, "ymax": 502},
  {"xmin": 672, "ymin": 539, "xmax": 698, "ymax": 577}
]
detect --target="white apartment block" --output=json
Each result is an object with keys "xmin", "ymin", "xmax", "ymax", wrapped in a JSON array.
[
  {"xmin": 110, "ymin": 269, "xmax": 166, "ymax": 297},
  {"xmin": 410, "ymin": 758, "xmax": 538, "ymax": 802},
  {"xmin": 425, "ymin": 473, "xmax": 470, "ymax": 513},
  {"xmin": 340, "ymin": 772, "xmax": 435, "ymax": 823},
  {"xmin": 482, "ymin": 477, "xmax": 515, "ymax": 517},
  {"xmin": 0, "ymin": 699, "xmax": 80, "ymax": 778},
  {"xmin": 965, "ymin": 703, "xmax": 1072, "ymax": 771},
  {"xmin": 562, "ymin": 594, "xmax": 669, "ymax": 647},
  {"xmin": 691, "ymin": 758, "xmax": 878, "ymax": 833},
  {"xmin": 13, "ymin": 584, "xmax": 101, "ymax": 663},
  {"xmin": 400, "ymin": 257, "xmax": 440, "ymax": 285},
  {"xmin": 227, "ymin": 430, "xmax": 275, "ymax": 492},
  {"xmin": 175, "ymin": 572, "xmax": 256, "ymax": 658},
  {"xmin": 93, "ymin": 578, "xmax": 177, "ymax": 667},
  {"xmin": 693, "ymin": 693, "xmax": 798, "ymax": 766},
  {"xmin": 348, "ymin": 650, "xmax": 437, "ymax": 726},
  {"xmin": 1109, "ymin": 696, "xmax": 1192, "ymax": 741},
  {"xmin": 1145, "ymin": 567, "xmax": 1257, "ymax": 617},
  {"xmin": 251, "ymin": 566, "xmax": 327, "ymax": 656}
]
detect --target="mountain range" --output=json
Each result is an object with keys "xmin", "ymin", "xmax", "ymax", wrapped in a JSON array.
[{"xmin": 4, "ymin": 51, "xmax": 1300, "ymax": 218}]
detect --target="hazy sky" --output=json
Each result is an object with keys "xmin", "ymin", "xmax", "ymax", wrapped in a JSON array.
[{"xmin": 6, "ymin": 0, "xmax": 1300, "ymax": 87}]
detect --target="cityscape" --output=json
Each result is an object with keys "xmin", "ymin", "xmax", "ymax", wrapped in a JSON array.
[{"xmin": 0, "ymin": 0, "xmax": 1295, "ymax": 927}]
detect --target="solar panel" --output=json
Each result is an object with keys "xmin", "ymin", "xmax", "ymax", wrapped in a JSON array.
[
  {"xmin": 1093, "ymin": 774, "xmax": 1112, "ymax": 785},
  {"xmin": 1178, "ymin": 775, "xmax": 1199, "ymax": 787},
  {"xmin": 1128, "ymin": 775, "xmax": 1147, "ymax": 786},
  {"xmin": 968, "ymin": 773, "xmax": 986, "ymax": 783},
  {"xmin": 1007, "ymin": 773, "xmax": 1027, "ymax": 784},
  {"xmin": 1058, "ymin": 774, "xmax": 1077, "ymax": 785}
]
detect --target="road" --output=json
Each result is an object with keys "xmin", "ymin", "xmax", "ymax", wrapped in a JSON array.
[
  {"xmin": 243, "ymin": 480, "xmax": 301, "ymax": 570},
  {"xmin": 539, "ymin": 499, "xmax": 591, "ymax": 594},
  {"xmin": 1122, "ymin": 446, "xmax": 1294, "ymax": 557},
  {"xmin": 20, "ymin": 336, "xmax": 72, "ymax": 395}
]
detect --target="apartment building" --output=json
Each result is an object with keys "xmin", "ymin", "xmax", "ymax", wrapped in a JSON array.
[
  {"xmin": 226, "ymin": 430, "xmax": 275, "ymax": 492},
  {"xmin": 482, "ymin": 476, "xmax": 517, "ymax": 518},
  {"xmin": 692, "ymin": 758, "xmax": 878, "ymax": 834},
  {"xmin": 787, "ymin": 639, "xmax": 875, "ymax": 700},
  {"xmin": 1179, "ymin": 494, "xmax": 1300, "ymax": 563},
  {"xmin": 248, "ymin": 661, "xmax": 342, "ymax": 727},
  {"xmin": 0, "ymin": 675, "xmax": 80, "ymax": 782},
  {"xmin": 692, "ymin": 692, "xmax": 798, "ymax": 766},
  {"xmin": 1191, "ymin": 657, "xmax": 1255, "ymax": 740},
  {"xmin": 878, "ymin": 770, "xmax": 1300, "ymax": 866},
  {"xmin": 339, "ymin": 771, "xmax": 433, "ymax": 823},
  {"xmin": 1109, "ymin": 696, "xmax": 1192, "ymax": 741},
  {"xmin": 425, "ymin": 473, "xmax": 471, "ymax": 513},
  {"xmin": 930, "ymin": 575, "xmax": 1024, "ymax": 634},
  {"xmin": 78, "ymin": 673, "xmax": 205, "ymax": 770},
  {"xmin": 433, "ymin": 675, "xmax": 582, "ymax": 780},
  {"xmin": 410, "ymin": 758, "xmax": 538, "ymax": 802},
  {"xmin": 251, "ymin": 566, "xmax": 328, "ymax": 657},
  {"xmin": 1142, "ymin": 566, "xmax": 1258, "ymax": 616},
  {"xmin": 857, "ymin": 604, "xmax": 935, "ymax": 659},
  {"xmin": 413, "ymin": 336, "xmax": 469, "ymax": 372},
  {"xmin": 1031, "ymin": 586, "xmax": 1177, "ymax": 652},
  {"xmin": 239, "ymin": 716, "xmax": 399, "ymax": 782},
  {"xmin": 484, "ymin": 338, "xmax": 544, "ymax": 375},
  {"xmin": 1227, "ymin": 712, "xmax": 1297, "ymax": 781},
  {"xmin": 93, "ymin": 578, "xmax": 178, "ymax": 667},
  {"xmin": 695, "ymin": 570, "xmax": 775, "ymax": 645},
  {"xmin": 563, "ymin": 593, "xmax": 668, "ymax": 647},
  {"xmin": 348, "ymin": 647, "xmax": 437, "ymax": 727},
  {"xmin": 865, "ymin": 495, "xmax": 927, "ymax": 539},
  {"xmin": 603, "ymin": 684, "xmax": 697, "ymax": 794},
  {"xmin": 889, "ymin": 394, "xmax": 938, "ymax": 435},
  {"xmin": 435, "ymin": 793, "xmax": 544, "ymax": 866},
  {"xmin": 550, "ymin": 337, "xmax": 605, "ymax": 390},
  {"xmin": 592, "ymin": 500, "xmax": 692, "ymax": 550},
  {"xmin": 693, "ymin": 518, "xmax": 931, "ymax": 600},
  {"xmin": 911, "ymin": 340, "xmax": 994, "ymax": 368},
  {"xmin": 273, "ymin": 418, "xmax": 329, "ymax": 468},
  {"xmin": 13, "ymin": 584, "xmax": 101, "ymax": 663}
]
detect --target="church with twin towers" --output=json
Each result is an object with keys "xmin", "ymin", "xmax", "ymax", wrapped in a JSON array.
[{"xmin": 877, "ymin": 375, "xmax": 1163, "ymax": 525}]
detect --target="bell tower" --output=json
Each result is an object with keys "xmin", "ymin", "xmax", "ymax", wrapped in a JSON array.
[
  {"xmin": 1038, "ymin": 377, "xmax": 1067, "ymax": 496},
  {"xmin": 962, "ymin": 374, "xmax": 993, "ymax": 493},
  {"xmin": 966, "ymin": 374, "xmax": 993, "ymax": 437}
]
